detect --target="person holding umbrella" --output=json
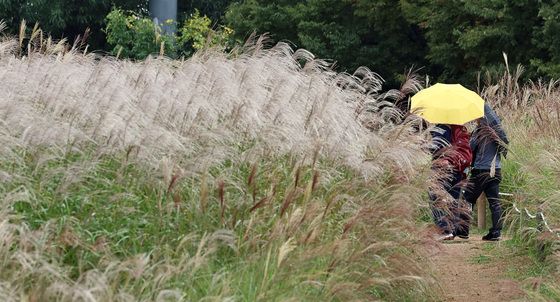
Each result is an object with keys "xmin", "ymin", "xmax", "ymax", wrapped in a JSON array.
[{"xmin": 411, "ymin": 83, "xmax": 484, "ymax": 240}]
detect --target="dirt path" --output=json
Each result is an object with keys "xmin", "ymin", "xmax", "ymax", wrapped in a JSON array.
[{"xmin": 432, "ymin": 237, "xmax": 527, "ymax": 302}]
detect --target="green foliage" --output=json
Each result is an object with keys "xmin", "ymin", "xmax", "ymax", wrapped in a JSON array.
[
  {"xmin": 226, "ymin": 0, "xmax": 427, "ymax": 85},
  {"xmin": 0, "ymin": 0, "xmax": 148, "ymax": 49},
  {"xmin": 105, "ymin": 8, "xmax": 233, "ymax": 59},
  {"xmin": 178, "ymin": 9, "xmax": 234, "ymax": 56},
  {"xmin": 105, "ymin": 9, "xmax": 174, "ymax": 59},
  {"xmin": 0, "ymin": 0, "xmax": 237, "ymax": 59},
  {"xmin": 8, "ymin": 0, "xmax": 560, "ymax": 83},
  {"xmin": 532, "ymin": 1, "xmax": 560, "ymax": 78},
  {"xmin": 179, "ymin": 0, "xmax": 236, "ymax": 22},
  {"xmin": 225, "ymin": 0, "xmax": 560, "ymax": 84},
  {"xmin": 401, "ymin": 0, "xmax": 542, "ymax": 85}
]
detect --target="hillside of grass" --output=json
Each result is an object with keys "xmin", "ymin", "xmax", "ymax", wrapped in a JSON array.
[{"xmin": 0, "ymin": 27, "xmax": 441, "ymax": 301}]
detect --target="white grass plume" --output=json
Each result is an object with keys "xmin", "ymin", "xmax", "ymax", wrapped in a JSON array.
[{"xmin": 0, "ymin": 36, "xmax": 426, "ymax": 179}]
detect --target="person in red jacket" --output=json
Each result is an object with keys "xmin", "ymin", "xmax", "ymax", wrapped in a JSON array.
[{"xmin": 429, "ymin": 124, "xmax": 473, "ymax": 240}]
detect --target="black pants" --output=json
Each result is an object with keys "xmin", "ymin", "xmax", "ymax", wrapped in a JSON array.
[{"xmin": 463, "ymin": 169, "xmax": 503, "ymax": 235}]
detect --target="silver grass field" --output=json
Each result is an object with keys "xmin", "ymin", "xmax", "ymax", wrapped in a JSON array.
[{"xmin": 0, "ymin": 24, "xmax": 440, "ymax": 301}]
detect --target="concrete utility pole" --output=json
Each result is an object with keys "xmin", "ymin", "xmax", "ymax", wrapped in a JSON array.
[{"xmin": 149, "ymin": 0, "xmax": 177, "ymax": 35}]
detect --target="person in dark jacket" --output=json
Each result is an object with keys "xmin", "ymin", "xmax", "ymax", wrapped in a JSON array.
[{"xmin": 463, "ymin": 103, "xmax": 509, "ymax": 241}]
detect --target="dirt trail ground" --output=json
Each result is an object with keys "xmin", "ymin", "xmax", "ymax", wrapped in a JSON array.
[{"xmin": 433, "ymin": 237, "xmax": 527, "ymax": 302}]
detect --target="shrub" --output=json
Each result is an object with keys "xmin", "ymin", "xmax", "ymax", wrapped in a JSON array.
[
  {"xmin": 178, "ymin": 9, "xmax": 233, "ymax": 56},
  {"xmin": 105, "ymin": 9, "xmax": 175, "ymax": 59},
  {"xmin": 105, "ymin": 8, "xmax": 233, "ymax": 60}
]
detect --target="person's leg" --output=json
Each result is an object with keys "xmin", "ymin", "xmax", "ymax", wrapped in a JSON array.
[
  {"xmin": 458, "ymin": 170, "xmax": 485, "ymax": 236},
  {"xmin": 463, "ymin": 170, "xmax": 485, "ymax": 204},
  {"xmin": 429, "ymin": 171, "xmax": 459, "ymax": 235},
  {"xmin": 454, "ymin": 198, "xmax": 472, "ymax": 237},
  {"xmin": 483, "ymin": 170, "xmax": 503, "ymax": 239},
  {"xmin": 448, "ymin": 172, "xmax": 467, "ymax": 235},
  {"xmin": 448, "ymin": 172, "xmax": 463, "ymax": 200},
  {"xmin": 429, "ymin": 191, "xmax": 453, "ymax": 234}
]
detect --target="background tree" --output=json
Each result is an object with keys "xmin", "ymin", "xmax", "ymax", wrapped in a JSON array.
[
  {"xmin": 179, "ymin": 0, "xmax": 235, "ymax": 22},
  {"xmin": 226, "ymin": 0, "xmax": 427, "ymax": 86},
  {"xmin": 401, "ymin": 0, "xmax": 542, "ymax": 85},
  {"xmin": 4, "ymin": 0, "xmax": 560, "ymax": 85},
  {"xmin": 532, "ymin": 0, "xmax": 560, "ymax": 78},
  {"xmin": 0, "ymin": 0, "xmax": 148, "ymax": 49}
]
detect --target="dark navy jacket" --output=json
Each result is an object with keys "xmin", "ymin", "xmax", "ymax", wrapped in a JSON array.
[
  {"xmin": 470, "ymin": 104, "xmax": 509, "ymax": 170},
  {"xmin": 430, "ymin": 124, "xmax": 451, "ymax": 158}
]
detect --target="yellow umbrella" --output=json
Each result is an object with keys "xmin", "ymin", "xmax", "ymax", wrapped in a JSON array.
[{"xmin": 410, "ymin": 83, "xmax": 485, "ymax": 125}]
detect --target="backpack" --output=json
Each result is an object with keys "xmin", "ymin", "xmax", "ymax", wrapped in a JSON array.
[{"xmin": 447, "ymin": 125, "xmax": 473, "ymax": 173}]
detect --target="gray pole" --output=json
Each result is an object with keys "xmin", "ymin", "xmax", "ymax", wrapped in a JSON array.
[{"xmin": 149, "ymin": 0, "xmax": 177, "ymax": 35}]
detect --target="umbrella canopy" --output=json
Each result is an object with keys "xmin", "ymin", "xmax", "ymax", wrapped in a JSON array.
[{"xmin": 410, "ymin": 83, "xmax": 485, "ymax": 125}]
